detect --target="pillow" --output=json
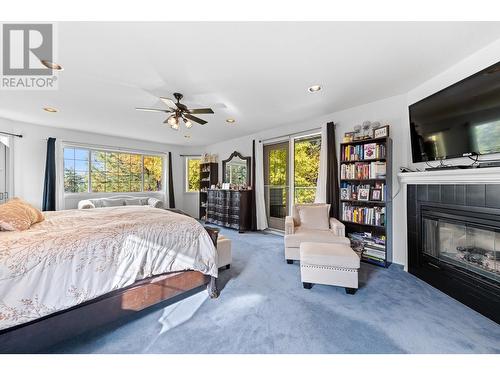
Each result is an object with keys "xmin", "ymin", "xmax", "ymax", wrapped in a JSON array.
[
  {"xmin": 147, "ymin": 197, "xmax": 163, "ymax": 208},
  {"xmin": 78, "ymin": 200, "xmax": 95, "ymax": 209},
  {"xmin": 297, "ymin": 204, "xmax": 330, "ymax": 230},
  {"xmin": 124, "ymin": 198, "xmax": 148, "ymax": 206},
  {"xmin": 102, "ymin": 199, "xmax": 125, "ymax": 207},
  {"xmin": 0, "ymin": 197, "xmax": 45, "ymax": 231}
]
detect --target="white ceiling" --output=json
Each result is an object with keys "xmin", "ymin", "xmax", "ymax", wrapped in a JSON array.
[{"xmin": 1, "ymin": 22, "xmax": 500, "ymax": 146}]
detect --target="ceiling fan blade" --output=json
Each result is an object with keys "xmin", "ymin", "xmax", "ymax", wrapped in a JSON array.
[
  {"xmin": 159, "ymin": 97, "xmax": 177, "ymax": 110},
  {"xmin": 176, "ymin": 102, "xmax": 188, "ymax": 111},
  {"xmin": 184, "ymin": 113, "xmax": 207, "ymax": 125},
  {"xmin": 188, "ymin": 108, "xmax": 214, "ymax": 114},
  {"xmin": 136, "ymin": 107, "xmax": 171, "ymax": 113}
]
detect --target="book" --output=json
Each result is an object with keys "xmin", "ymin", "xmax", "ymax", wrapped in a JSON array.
[{"xmin": 363, "ymin": 143, "xmax": 376, "ymax": 160}]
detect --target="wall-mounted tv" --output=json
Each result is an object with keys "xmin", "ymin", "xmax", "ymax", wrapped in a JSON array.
[{"xmin": 409, "ymin": 61, "xmax": 500, "ymax": 163}]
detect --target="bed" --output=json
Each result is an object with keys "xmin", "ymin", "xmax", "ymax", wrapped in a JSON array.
[{"xmin": 0, "ymin": 206, "xmax": 219, "ymax": 353}]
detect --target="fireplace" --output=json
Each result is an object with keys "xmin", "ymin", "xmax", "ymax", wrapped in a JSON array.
[{"xmin": 407, "ymin": 184, "xmax": 500, "ymax": 323}]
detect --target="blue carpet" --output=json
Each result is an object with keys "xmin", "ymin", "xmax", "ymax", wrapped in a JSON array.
[{"xmin": 48, "ymin": 228, "xmax": 500, "ymax": 354}]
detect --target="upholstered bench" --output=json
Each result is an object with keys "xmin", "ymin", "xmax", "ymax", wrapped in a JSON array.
[
  {"xmin": 300, "ymin": 242, "xmax": 360, "ymax": 294},
  {"xmin": 217, "ymin": 235, "xmax": 232, "ymax": 270}
]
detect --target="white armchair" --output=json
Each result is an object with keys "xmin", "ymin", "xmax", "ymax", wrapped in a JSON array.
[{"xmin": 284, "ymin": 203, "xmax": 349, "ymax": 263}]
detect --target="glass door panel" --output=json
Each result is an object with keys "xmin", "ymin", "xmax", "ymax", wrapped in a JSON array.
[
  {"xmin": 264, "ymin": 142, "xmax": 289, "ymax": 231},
  {"xmin": 294, "ymin": 135, "xmax": 321, "ymax": 204}
]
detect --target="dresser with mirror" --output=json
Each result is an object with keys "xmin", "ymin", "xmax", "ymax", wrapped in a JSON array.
[{"xmin": 206, "ymin": 151, "xmax": 252, "ymax": 232}]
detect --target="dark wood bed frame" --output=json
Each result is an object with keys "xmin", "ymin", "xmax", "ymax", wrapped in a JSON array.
[
  {"xmin": 0, "ymin": 270, "xmax": 209, "ymax": 353},
  {"xmin": 0, "ymin": 226, "xmax": 220, "ymax": 354}
]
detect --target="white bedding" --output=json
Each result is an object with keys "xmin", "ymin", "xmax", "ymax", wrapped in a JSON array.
[{"xmin": 0, "ymin": 206, "xmax": 217, "ymax": 330}]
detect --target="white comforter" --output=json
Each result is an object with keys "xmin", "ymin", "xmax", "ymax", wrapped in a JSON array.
[{"xmin": 0, "ymin": 206, "xmax": 217, "ymax": 330}]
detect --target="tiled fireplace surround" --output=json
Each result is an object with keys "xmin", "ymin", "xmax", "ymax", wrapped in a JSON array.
[{"xmin": 405, "ymin": 181, "xmax": 500, "ymax": 323}]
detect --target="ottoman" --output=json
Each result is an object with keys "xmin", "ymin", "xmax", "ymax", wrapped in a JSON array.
[
  {"xmin": 217, "ymin": 235, "xmax": 232, "ymax": 270},
  {"xmin": 300, "ymin": 242, "xmax": 360, "ymax": 294}
]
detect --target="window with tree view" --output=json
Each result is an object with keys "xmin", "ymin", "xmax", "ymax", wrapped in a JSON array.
[
  {"xmin": 294, "ymin": 135, "xmax": 321, "ymax": 204},
  {"xmin": 63, "ymin": 147, "xmax": 163, "ymax": 193},
  {"xmin": 186, "ymin": 158, "xmax": 201, "ymax": 192}
]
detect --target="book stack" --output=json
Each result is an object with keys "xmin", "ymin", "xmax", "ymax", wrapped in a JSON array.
[
  {"xmin": 341, "ymin": 203, "xmax": 385, "ymax": 226},
  {"xmin": 348, "ymin": 232, "xmax": 386, "ymax": 263},
  {"xmin": 341, "ymin": 143, "xmax": 386, "ymax": 161},
  {"xmin": 340, "ymin": 161, "xmax": 387, "ymax": 180}
]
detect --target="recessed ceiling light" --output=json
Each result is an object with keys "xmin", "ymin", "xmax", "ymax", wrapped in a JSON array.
[
  {"xmin": 43, "ymin": 107, "xmax": 58, "ymax": 113},
  {"xmin": 40, "ymin": 60, "xmax": 64, "ymax": 71},
  {"xmin": 226, "ymin": 118, "xmax": 236, "ymax": 124},
  {"xmin": 308, "ymin": 84, "xmax": 321, "ymax": 93}
]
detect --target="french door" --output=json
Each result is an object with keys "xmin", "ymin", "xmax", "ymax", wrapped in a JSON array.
[
  {"xmin": 264, "ymin": 141, "xmax": 289, "ymax": 231},
  {"xmin": 263, "ymin": 134, "xmax": 322, "ymax": 231}
]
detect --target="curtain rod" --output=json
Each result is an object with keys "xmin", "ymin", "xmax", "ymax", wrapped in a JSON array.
[
  {"xmin": 0, "ymin": 130, "xmax": 23, "ymax": 138},
  {"xmin": 258, "ymin": 127, "xmax": 322, "ymax": 143},
  {"xmin": 180, "ymin": 154, "xmax": 201, "ymax": 157}
]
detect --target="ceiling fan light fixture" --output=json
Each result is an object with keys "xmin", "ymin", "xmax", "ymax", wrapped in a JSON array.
[
  {"xmin": 308, "ymin": 84, "xmax": 321, "ymax": 93},
  {"xmin": 40, "ymin": 59, "xmax": 64, "ymax": 71},
  {"xmin": 167, "ymin": 115, "xmax": 178, "ymax": 126},
  {"xmin": 184, "ymin": 119, "xmax": 193, "ymax": 128}
]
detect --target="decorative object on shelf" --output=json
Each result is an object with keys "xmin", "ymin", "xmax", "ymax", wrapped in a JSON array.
[
  {"xmin": 353, "ymin": 124, "xmax": 362, "ymax": 140},
  {"xmin": 357, "ymin": 188, "xmax": 370, "ymax": 201},
  {"xmin": 222, "ymin": 183, "xmax": 230, "ymax": 190},
  {"xmin": 340, "ymin": 188, "xmax": 349, "ymax": 200},
  {"xmin": 373, "ymin": 124, "xmax": 389, "ymax": 139},
  {"xmin": 371, "ymin": 188, "xmax": 382, "ymax": 201},
  {"xmin": 343, "ymin": 132, "xmax": 355, "ymax": 143},
  {"xmin": 362, "ymin": 121, "xmax": 372, "ymax": 138},
  {"xmin": 135, "ymin": 92, "xmax": 214, "ymax": 130}
]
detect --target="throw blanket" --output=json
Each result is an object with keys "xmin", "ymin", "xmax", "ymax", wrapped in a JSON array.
[{"xmin": 0, "ymin": 206, "xmax": 218, "ymax": 330}]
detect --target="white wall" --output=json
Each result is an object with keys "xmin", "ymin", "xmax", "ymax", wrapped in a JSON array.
[{"xmin": 0, "ymin": 118, "xmax": 188, "ymax": 211}]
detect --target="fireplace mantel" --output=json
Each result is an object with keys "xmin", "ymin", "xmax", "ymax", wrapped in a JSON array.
[{"xmin": 398, "ymin": 167, "xmax": 500, "ymax": 185}]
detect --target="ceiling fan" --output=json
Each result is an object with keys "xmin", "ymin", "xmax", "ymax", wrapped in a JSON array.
[{"xmin": 135, "ymin": 92, "xmax": 214, "ymax": 130}]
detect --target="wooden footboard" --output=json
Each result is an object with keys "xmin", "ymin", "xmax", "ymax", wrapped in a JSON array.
[{"xmin": 0, "ymin": 271, "xmax": 209, "ymax": 353}]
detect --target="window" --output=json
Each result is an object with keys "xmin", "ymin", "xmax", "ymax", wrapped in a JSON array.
[
  {"xmin": 63, "ymin": 146, "xmax": 163, "ymax": 193},
  {"xmin": 186, "ymin": 157, "xmax": 201, "ymax": 192},
  {"xmin": 294, "ymin": 135, "xmax": 321, "ymax": 204}
]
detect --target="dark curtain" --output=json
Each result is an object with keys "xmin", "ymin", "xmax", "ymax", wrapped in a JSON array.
[
  {"xmin": 250, "ymin": 140, "xmax": 257, "ymax": 231},
  {"xmin": 326, "ymin": 122, "xmax": 339, "ymax": 218},
  {"xmin": 42, "ymin": 137, "xmax": 56, "ymax": 211},
  {"xmin": 168, "ymin": 152, "xmax": 175, "ymax": 208}
]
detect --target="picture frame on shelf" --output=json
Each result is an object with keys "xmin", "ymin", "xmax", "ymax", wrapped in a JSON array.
[
  {"xmin": 373, "ymin": 125, "xmax": 389, "ymax": 139},
  {"xmin": 371, "ymin": 188, "xmax": 382, "ymax": 201},
  {"xmin": 358, "ymin": 188, "xmax": 370, "ymax": 201},
  {"xmin": 343, "ymin": 132, "xmax": 355, "ymax": 142},
  {"xmin": 340, "ymin": 188, "xmax": 349, "ymax": 200}
]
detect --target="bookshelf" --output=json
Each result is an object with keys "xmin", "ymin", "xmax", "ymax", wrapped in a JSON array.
[
  {"xmin": 339, "ymin": 136, "xmax": 392, "ymax": 267},
  {"xmin": 199, "ymin": 162, "xmax": 218, "ymax": 220}
]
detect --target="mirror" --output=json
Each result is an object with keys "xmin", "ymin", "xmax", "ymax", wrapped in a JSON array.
[{"xmin": 222, "ymin": 151, "xmax": 251, "ymax": 186}]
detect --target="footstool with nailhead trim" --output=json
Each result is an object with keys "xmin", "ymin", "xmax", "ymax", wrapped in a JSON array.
[{"xmin": 300, "ymin": 242, "xmax": 360, "ymax": 294}]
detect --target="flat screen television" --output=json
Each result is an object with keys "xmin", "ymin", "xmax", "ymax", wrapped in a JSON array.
[{"xmin": 409, "ymin": 61, "xmax": 500, "ymax": 163}]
